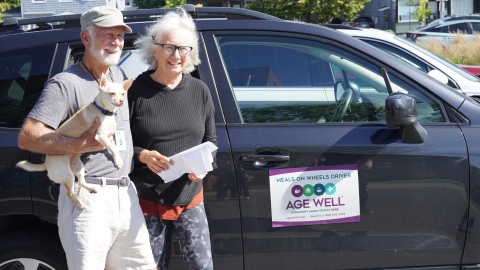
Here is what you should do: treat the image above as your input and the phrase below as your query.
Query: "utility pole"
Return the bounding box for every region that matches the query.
[438,0,445,18]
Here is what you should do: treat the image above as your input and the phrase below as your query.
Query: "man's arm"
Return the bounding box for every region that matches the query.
[18,117,105,155]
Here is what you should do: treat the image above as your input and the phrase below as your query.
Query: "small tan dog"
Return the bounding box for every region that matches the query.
[16,74,133,210]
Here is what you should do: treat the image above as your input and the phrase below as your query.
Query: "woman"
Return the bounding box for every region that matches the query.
[128,8,216,270]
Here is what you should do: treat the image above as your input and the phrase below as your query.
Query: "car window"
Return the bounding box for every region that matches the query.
[388,73,443,122]
[67,48,150,80]
[215,35,444,124]
[428,25,449,33]
[448,22,469,33]
[0,44,56,128]
[471,22,480,33]
[394,35,479,82]
[355,17,371,22]
[361,39,428,73]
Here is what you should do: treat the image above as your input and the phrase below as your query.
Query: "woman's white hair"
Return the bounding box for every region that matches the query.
[134,8,200,74]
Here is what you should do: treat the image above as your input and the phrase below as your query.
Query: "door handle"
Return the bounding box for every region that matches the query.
[240,154,290,162]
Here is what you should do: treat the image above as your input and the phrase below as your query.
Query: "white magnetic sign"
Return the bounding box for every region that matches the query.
[269,164,360,228]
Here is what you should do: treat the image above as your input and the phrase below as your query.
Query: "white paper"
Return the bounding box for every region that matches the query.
[157,141,218,183]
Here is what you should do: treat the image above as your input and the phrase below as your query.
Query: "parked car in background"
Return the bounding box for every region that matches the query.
[330,18,344,24]
[407,15,480,42]
[351,16,375,28]
[3,6,480,270]
[458,64,480,77]
[332,26,480,99]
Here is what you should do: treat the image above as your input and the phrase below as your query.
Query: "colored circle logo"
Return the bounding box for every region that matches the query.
[325,183,336,195]
[291,185,303,197]
[303,184,314,197]
[290,183,336,197]
[313,183,325,196]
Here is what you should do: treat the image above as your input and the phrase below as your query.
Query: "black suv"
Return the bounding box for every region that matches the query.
[2,5,480,270]
[350,16,374,28]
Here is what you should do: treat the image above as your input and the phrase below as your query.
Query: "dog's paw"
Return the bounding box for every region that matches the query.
[115,158,124,169]
[75,202,88,211]
[89,186,100,194]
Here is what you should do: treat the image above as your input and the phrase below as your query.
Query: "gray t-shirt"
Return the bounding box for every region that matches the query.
[28,62,133,178]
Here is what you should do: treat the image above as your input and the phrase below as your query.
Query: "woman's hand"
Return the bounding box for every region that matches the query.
[188,173,206,182]
[139,150,174,174]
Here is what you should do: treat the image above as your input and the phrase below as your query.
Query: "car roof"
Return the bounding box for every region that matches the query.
[0,17,356,52]
[0,4,280,36]
[0,5,282,51]
[413,17,480,33]
[336,27,395,39]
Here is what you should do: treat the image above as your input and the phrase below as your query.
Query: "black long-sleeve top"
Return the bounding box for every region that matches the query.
[128,71,217,206]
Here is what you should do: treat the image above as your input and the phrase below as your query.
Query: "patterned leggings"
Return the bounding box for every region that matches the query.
[144,202,213,270]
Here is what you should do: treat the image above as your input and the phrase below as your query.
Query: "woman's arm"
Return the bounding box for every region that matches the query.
[138,149,174,174]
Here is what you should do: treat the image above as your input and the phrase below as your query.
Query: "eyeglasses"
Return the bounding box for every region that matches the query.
[153,42,193,57]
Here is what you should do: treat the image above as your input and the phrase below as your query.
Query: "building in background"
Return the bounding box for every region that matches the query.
[20,0,134,18]
[360,0,477,33]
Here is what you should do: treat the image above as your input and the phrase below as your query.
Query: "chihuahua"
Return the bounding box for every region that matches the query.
[16,74,133,210]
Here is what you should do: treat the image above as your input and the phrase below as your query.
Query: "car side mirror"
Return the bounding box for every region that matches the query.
[385,93,427,143]
[427,69,449,85]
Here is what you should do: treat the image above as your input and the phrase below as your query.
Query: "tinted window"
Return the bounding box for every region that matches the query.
[428,26,448,33]
[388,73,443,122]
[362,39,429,73]
[215,35,444,124]
[449,23,469,33]
[471,22,480,32]
[0,44,56,128]
[68,47,148,80]
[219,41,325,87]
[355,17,372,22]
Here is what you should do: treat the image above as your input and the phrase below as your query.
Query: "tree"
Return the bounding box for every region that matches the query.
[133,0,198,9]
[163,0,185,8]
[406,0,432,27]
[0,0,20,23]
[245,0,370,23]
[133,0,165,9]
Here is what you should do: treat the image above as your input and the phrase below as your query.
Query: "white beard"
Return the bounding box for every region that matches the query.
[90,39,121,66]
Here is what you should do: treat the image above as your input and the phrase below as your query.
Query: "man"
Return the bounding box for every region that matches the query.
[17,6,157,270]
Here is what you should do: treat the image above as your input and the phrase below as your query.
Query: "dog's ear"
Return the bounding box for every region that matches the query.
[99,74,109,90]
[122,78,134,91]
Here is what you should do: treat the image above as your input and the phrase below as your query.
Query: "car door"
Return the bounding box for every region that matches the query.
[0,44,57,218]
[203,31,469,270]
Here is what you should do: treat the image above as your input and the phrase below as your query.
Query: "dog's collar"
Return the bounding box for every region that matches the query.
[93,100,116,116]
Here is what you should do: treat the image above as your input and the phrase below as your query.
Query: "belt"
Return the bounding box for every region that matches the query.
[77,176,130,187]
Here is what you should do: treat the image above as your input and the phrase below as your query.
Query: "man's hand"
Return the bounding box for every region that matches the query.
[76,117,105,153]
[188,173,206,182]
[139,150,174,174]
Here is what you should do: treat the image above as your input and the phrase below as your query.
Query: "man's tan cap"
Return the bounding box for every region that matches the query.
[80,6,132,33]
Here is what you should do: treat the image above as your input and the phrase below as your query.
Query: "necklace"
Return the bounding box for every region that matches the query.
[81,59,113,83]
